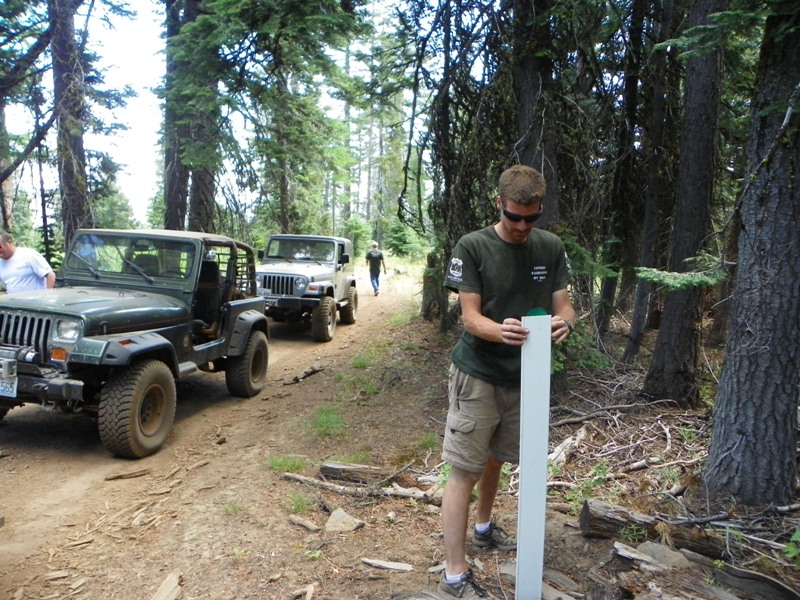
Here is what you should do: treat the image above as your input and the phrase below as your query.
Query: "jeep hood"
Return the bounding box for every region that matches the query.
[256,261,333,280]
[0,287,190,335]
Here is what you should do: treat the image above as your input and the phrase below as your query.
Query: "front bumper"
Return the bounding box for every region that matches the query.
[0,349,84,406]
[17,373,84,402]
[263,296,322,312]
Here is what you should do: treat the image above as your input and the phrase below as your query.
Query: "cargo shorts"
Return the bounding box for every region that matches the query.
[441,364,521,473]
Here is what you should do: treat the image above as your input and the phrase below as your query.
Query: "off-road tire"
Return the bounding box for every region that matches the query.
[311,296,337,342]
[0,407,7,421]
[339,286,358,325]
[98,360,177,458]
[225,330,269,397]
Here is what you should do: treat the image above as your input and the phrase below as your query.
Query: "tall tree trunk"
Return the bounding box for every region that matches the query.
[342,48,353,224]
[435,1,456,334]
[511,0,560,228]
[642,0,725,407]
[278,155,291,233]
[49,0,91,245]
[623,0,675,363]
[188,168,215,232]
[163,0,191,230]
[596,0,645,335]
[0,99,11,230]
[704,13,800,506]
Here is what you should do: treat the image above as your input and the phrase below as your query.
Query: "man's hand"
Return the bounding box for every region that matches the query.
[551,316,573,344]
[499,318,528,346]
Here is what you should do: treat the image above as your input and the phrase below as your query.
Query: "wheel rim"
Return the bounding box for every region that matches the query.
[328,303,336,335]
[139,385,167,437]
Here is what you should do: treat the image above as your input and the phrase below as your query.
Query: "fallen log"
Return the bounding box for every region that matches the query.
[320,461,392,483]
[579,499,726,559]
[282,472,442,505]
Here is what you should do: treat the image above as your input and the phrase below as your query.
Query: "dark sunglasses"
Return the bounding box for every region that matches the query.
[502,207,542,223]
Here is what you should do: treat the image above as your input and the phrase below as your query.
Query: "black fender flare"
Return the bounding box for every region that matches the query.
[100,331,180,376]
[227,310,269,356]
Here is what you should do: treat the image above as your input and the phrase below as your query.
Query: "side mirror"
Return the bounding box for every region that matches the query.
[340,253,350,265]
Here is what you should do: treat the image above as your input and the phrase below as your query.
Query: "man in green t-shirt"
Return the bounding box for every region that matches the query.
[365,242,386,296]
[431,165,576,599]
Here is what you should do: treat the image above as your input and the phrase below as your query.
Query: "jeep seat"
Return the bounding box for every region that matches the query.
[195,260,222,335]
[133,254,162,276]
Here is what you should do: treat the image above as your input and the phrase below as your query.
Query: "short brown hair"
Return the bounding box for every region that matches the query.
[498,165,546,205]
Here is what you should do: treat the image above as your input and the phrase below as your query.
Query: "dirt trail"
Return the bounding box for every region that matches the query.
[1,269,436,599]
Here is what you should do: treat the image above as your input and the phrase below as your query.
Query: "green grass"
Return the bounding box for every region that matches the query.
[388,306,418,326]
[333,372,380,399]
[224,501,242,516]
[417,433,439,451]
[350,346,383,369]
[310,406,346,437]
[290,491,314,514]
[330,449,372,464]
[265,455,308,473]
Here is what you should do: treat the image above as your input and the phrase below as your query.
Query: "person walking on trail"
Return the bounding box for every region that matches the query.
[429,165,576,599]
[365,242,387,296]
[0,231,56,294]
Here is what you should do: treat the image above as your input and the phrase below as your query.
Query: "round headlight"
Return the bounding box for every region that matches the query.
[294,277,308,293]
[56,318,82,341]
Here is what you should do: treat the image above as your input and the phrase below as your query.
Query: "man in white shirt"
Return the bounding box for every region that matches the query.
[0,231,56,293]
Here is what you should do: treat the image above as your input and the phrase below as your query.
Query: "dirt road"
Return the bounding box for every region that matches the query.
[1,269,443,599]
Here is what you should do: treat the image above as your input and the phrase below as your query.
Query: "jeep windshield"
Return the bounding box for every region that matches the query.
[65,232,197,280]
[264,239,335,263]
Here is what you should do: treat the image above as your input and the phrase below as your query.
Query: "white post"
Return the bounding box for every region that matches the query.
[515,314,552,599]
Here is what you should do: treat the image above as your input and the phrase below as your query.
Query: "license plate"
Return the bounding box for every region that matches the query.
[257,288,272,297]
[0,376,17,398]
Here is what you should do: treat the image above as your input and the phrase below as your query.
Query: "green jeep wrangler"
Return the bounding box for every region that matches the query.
[0,229,269,458]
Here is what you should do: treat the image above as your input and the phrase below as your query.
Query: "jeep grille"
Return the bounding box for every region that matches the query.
[261,274,295,296]
[0,311,53,356]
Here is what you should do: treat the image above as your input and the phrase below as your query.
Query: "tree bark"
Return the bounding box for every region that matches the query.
[49,0,91,245]
[163,0,191,230]
[511,0,560,229]
[579,499,726,559]
[623,0,675,363]
[187,168,215,232]
[704,12,800,506]
[643,0,725,407]
[596,0,645,335]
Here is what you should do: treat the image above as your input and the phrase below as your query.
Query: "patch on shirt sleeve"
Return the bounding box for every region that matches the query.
[447,257,464,282]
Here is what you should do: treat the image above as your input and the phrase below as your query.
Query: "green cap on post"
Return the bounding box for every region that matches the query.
[527,308,548,316]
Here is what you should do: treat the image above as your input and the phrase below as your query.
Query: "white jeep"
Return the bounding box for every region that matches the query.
[255,235,358,341]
